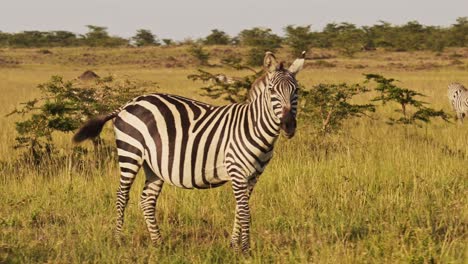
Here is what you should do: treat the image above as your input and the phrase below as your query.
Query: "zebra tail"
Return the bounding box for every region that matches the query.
[72,111,118,143]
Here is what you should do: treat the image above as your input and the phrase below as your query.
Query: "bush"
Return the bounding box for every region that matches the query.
[84,25,128,47]
[188,55,261,103]
[7,75,154,164]
[238,27,282,66]
[188,44,210,66]
[204,29,231,45]
[365,74,450,125]
[284,25,314,57]
[300,83,375,134]
[132,29,160,47]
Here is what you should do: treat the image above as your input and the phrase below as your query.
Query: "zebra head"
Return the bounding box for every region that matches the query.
[263,51,305,139]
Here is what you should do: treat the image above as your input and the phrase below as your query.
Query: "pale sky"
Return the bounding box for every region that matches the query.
[1,0,467,40]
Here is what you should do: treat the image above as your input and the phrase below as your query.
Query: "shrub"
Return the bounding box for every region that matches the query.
[204,29,231,45]
[365,74,450,125]
[132,29,160,47]
[300,83,375,134]
[238,27,282,66]
[188,44,210,66]
[7,75,154,164]
[188,55,261,103]
[284,25,314,57]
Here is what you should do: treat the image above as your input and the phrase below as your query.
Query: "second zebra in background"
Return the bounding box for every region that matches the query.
[447,82,468,124]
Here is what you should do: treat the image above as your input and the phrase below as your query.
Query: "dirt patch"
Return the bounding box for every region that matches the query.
[37,49,52,55]
[307,60,337,68]
[0,57,20,67]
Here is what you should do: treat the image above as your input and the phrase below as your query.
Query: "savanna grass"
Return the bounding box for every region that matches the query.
[0,46,467,263]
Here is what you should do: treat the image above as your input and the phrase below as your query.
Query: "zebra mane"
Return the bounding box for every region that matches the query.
[448,82,467,91]
[246,73,269,103]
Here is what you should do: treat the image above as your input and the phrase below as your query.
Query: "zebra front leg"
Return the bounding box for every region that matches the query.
[231,178,251,253]
[140,179,164,246]
[230,177,258,250]
[115,162,141,243]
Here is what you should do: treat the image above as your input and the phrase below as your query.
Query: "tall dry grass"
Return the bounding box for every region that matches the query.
[0,47,467,263]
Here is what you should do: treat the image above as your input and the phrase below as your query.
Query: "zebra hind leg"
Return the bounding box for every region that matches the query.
[140,162,164,246]
[115,157,142,243]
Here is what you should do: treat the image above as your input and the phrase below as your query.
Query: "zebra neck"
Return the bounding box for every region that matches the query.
[245,90,281,146]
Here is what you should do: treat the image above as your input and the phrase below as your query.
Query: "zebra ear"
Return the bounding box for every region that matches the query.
[288,51,306,75]
[263,51,278,73]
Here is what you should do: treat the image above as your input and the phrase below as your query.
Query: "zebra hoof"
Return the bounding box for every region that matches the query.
[230,240,240,251]
[114,234,125,246]
[150,238,162,247]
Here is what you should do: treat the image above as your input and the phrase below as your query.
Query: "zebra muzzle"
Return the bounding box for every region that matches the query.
[280,109,296,139]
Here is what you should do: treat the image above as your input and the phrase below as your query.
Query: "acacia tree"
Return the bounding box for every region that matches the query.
[365,74,449,125]
[161,38,174,46]
[330,23,366,56]
[132,29,159,46]
[238,27,282,66]
[300,83,375,133]
[188,55,261,103]
[84,25,127,47]
[449,17,468,47]
[204,29,231,45]
[284,25,314,56]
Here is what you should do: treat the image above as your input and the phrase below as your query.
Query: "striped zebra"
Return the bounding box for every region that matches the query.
[447,82,468,124]
[73,51,305,252]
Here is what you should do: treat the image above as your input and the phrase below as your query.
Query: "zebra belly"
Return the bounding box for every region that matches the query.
[149,158,230,189]
[140,126,231,189]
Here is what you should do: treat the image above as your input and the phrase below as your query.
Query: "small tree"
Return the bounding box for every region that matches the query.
[84,25,127,47]
[132,29,159,46]
[188,44,210,66]
[204,29,231,45]
[284,25,314,57]
[333,23,365,57]
[300,83,375,134]
[162,38,174,46]
[449,17,468,47]
[7,75,153,163]
[188,55,261,103]
[365,74,449,125]
[238,27,282,66]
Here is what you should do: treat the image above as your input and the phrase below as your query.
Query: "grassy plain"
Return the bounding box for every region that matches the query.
[0,46,467,263]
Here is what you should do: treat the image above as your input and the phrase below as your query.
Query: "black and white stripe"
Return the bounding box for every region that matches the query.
[73,51,305,252]
[447,82,468,124]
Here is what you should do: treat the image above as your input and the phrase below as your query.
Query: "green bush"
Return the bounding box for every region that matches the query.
[365,74,450,125]
[284,25,314,56]
[132,29,160,47]
[188,44,210,66]
[204,29,231,45]
[300,83,375,134]
[7,75,153,163]
[188,55,261,103]
[238,27,282,66]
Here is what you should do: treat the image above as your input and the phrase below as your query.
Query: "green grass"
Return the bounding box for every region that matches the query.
[0,46,467,263]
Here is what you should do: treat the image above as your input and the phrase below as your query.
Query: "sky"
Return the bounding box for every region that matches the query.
[1,0,467,40]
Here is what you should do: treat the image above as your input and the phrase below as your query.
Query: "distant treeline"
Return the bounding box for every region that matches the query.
[0,18,467,53]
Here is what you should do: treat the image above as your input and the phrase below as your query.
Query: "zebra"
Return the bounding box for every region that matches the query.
[447,82,468,124]
[73,51,305,252]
